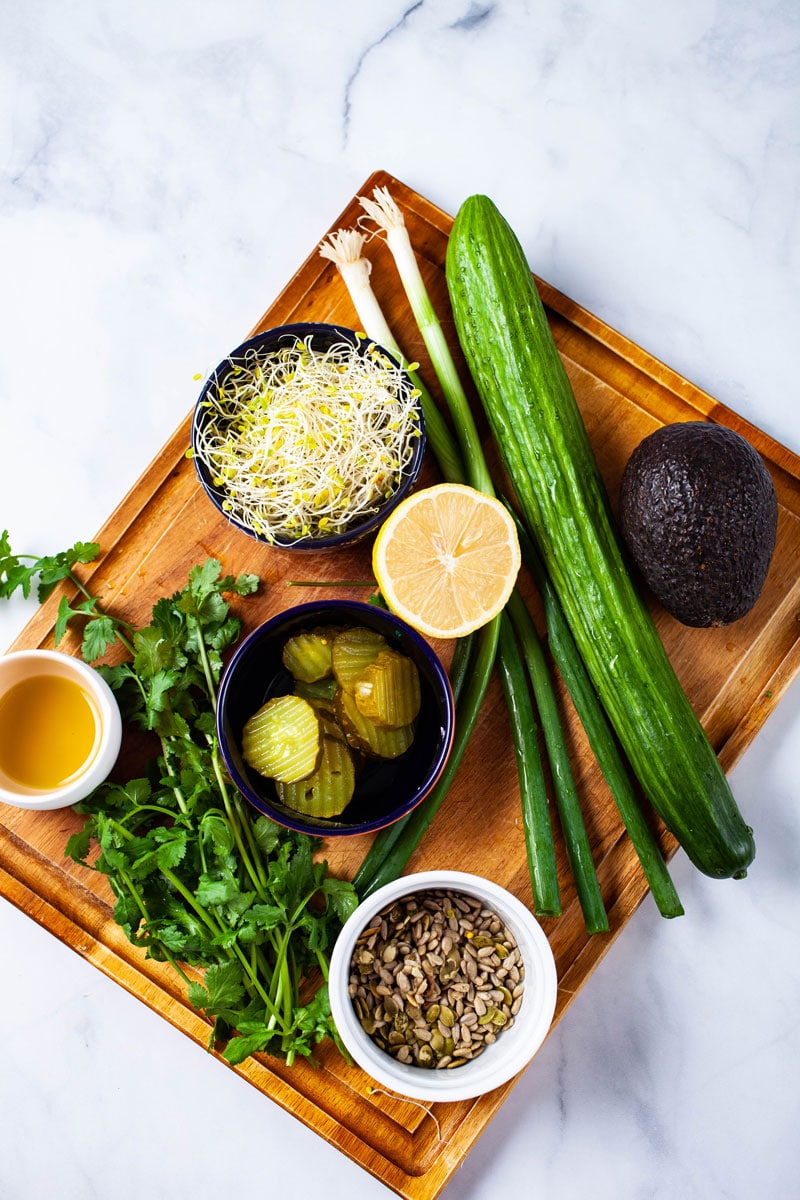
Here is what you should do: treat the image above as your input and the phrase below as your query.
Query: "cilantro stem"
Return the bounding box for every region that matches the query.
[230,941,286,1025]
[315,948,330,981]
[160,739,190,816]
[212,744,269,897]
[102,814,225,944]
[159,865,226,937]
[157,857,286,1023]
[115,802,188,826]
[111,864,193,985]
[189,608,270,897]
[285,579,375,587]
[192,613,219,708]
[102,804,286,1021]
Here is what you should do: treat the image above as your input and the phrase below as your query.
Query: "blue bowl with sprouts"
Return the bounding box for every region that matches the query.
[191,322,426,551]
[217,599,455,837]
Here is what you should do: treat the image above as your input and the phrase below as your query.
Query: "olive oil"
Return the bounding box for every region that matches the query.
[0,674,99,790]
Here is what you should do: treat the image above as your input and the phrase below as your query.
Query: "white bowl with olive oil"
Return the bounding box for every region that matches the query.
[0,649,122,810]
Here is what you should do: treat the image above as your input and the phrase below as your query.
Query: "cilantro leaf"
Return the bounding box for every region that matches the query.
[188,961,247,1023]
[54,594,98,646]
[37,541,100,599]
[81,615,120,662]
[322,876,361,925]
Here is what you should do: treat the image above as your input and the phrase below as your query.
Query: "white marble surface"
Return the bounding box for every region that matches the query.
[1,2,799,1196]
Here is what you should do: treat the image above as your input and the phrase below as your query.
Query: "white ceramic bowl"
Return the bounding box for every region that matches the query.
[328,870,558,1102]
[0,649,123,811]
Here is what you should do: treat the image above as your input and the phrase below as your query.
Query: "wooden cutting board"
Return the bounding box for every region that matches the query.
[3,171,800,1200]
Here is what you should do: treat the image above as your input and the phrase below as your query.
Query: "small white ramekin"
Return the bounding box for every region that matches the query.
[0,648,122,811]
[328,870,558,1103]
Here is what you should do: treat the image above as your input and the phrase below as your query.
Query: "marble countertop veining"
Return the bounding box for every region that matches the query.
[1,3,799,1197]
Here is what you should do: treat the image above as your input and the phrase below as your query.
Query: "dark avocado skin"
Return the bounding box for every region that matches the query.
[619,422,778,627]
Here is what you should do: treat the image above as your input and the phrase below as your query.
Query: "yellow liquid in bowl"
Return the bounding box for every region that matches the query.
[0,674,99,790]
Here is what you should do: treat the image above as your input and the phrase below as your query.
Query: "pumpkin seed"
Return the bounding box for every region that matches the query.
[430,1031,445,1054]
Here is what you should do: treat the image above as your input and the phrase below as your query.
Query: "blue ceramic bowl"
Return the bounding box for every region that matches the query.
[217,600,455,836]
[191,322,426,551]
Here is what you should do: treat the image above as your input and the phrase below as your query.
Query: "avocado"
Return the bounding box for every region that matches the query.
[618,421,778,627]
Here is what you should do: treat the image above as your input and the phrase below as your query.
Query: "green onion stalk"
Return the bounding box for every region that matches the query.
[353,624,497,898]
[496,612,562,917]
[506,591,608,933]
[357,188,488,493]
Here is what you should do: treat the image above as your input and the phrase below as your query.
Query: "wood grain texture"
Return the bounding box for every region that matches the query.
[3,170,800,1199]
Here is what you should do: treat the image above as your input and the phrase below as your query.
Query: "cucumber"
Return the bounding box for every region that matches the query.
[445,194,755,880]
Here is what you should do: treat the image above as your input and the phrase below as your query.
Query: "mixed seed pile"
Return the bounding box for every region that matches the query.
[348,889,525,1070]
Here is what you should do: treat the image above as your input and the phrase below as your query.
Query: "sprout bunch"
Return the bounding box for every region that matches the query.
[193,335,422,543]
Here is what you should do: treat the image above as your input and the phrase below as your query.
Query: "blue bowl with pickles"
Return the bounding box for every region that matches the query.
[217,600,455,837]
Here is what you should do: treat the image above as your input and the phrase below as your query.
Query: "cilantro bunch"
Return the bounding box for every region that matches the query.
[2,533,359,1066]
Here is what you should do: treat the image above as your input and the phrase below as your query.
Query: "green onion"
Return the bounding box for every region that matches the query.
[497,613,561,917]
[354,188,608,929]
[352,630,474,893]
[358,187,489,495]
[323,218,509,899]
[507,590,609,934]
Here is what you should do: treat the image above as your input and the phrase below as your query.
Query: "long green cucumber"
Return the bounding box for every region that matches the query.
[445,194,754,880]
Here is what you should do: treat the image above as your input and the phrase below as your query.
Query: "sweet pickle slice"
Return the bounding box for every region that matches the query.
[281,626,338,682]
[334,687,415,759]
[331,627,387,691]
[242,694,320,783]
[353,649,422,727]
[276,731,356,818]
